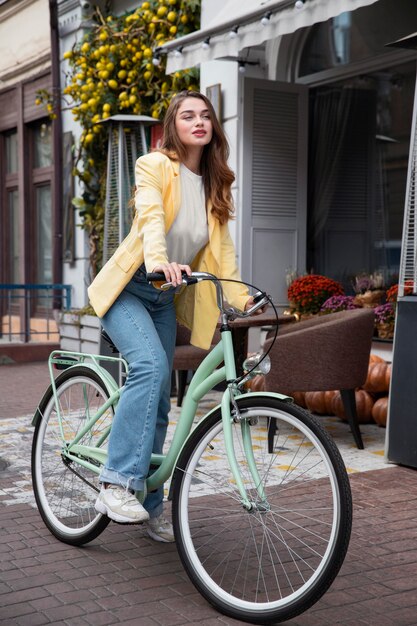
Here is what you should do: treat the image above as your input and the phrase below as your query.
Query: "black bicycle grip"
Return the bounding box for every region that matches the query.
[146,271,195,283]
[146,272,166,282]
[253,290,268,303]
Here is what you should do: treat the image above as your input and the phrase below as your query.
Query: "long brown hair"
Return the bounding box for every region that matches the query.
[159,90,235,224]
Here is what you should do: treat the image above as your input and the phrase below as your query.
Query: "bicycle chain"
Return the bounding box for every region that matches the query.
[62,455,100,493]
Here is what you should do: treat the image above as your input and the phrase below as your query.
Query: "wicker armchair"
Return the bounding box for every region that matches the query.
[263,308,375,449]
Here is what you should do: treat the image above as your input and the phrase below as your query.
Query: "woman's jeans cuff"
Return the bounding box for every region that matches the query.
[99,467,145,493]
[147,500,163,519]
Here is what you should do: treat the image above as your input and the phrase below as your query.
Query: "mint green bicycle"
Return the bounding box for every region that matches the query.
[31,271,352,625]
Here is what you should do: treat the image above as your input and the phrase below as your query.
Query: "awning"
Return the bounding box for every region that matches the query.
[159,0,380,73]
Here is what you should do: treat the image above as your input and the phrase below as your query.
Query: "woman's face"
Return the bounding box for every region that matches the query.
[175,97,213,149]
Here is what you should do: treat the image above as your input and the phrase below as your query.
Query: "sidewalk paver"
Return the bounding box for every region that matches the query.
[1,362,417,625]
[0,362,52,419]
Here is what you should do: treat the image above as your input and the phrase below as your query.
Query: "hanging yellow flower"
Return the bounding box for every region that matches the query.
[36,1,200,278]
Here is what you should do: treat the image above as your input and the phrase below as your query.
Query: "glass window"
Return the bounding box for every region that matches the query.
[37,185,52,284]
[34,121,52,168]
[299,0,417,77]
[6,131,18,174]
[9,189,20,283]
[307,61,416,287]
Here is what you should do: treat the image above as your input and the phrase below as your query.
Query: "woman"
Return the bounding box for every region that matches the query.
[88,90,256,542]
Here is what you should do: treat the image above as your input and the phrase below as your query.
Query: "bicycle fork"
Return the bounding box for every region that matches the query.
[221,387,269,512]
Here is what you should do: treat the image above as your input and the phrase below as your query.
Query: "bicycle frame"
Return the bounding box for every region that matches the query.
[44,328,290,510]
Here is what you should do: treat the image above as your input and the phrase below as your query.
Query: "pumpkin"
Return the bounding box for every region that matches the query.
[331,392,345,419]
[372,396,389,427]
[324,390,338,415]
[297,390,336,414]
[305,391,327,414]
[332,389,375,423]
[363,362,390,393]
[369,354,385,364]
[355,389,376,422]
[291,391,307,408]
[385,364,392,390]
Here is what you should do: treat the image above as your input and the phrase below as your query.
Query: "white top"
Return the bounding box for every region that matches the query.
[166,164,209,265]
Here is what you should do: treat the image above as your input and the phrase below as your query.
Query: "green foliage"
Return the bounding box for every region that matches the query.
[38,0,200,278]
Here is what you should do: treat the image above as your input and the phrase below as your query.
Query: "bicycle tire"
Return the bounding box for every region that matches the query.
[31,366,112,545]
[172,395,352,624]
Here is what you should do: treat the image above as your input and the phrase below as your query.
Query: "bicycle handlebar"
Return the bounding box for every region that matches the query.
[146,270,278,384]
[146,271,270,318]
[146,271,194,283]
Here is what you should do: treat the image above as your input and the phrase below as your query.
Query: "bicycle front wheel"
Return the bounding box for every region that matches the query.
[172,395,352,624]
[31,366,112,545]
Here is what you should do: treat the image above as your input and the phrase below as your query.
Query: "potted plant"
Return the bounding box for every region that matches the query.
[386,279,414,303]
[287,274,344,318]
[36,3,201,359]
[374,302,396,340]
[58,305,101,354]
[353,272,385,308]
[320,295,359,314]
[37,3,201,280]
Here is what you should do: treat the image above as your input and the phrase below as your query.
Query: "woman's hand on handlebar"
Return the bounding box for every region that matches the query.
[244,296,267,315]
[152,262,192,287]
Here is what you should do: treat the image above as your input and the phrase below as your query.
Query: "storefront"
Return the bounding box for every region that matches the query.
[0,0,61,354]
[0,82,55,289]
[161,0,417,307]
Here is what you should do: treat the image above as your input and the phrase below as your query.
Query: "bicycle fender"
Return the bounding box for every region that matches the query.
[74,362,120,396]
[172,391,293,469]
[32,363,119,427]
[32,387,53,427]
[200,391,294,424]
[238,391,293,402]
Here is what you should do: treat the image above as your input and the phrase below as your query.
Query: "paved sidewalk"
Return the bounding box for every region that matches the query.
[1,362,417,625]
[0,362,53,420]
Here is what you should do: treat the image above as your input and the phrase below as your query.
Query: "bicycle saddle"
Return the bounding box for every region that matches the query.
[101,329,119,354]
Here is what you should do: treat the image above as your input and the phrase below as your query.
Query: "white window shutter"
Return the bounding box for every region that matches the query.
[241,78,308,307]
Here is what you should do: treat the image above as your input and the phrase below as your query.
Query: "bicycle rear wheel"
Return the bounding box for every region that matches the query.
[32,366,112,545]
[172,395,352,624]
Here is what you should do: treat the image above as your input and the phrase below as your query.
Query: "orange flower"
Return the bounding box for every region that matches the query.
[288,274,344,315]
[386,280,413,303]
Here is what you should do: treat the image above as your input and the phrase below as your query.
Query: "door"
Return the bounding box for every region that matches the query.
[241,78,308,307]
[308,87,376,286]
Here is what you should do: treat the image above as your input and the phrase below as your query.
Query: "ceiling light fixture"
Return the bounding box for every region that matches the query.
[261,12,272,26]
[228,25,239,39]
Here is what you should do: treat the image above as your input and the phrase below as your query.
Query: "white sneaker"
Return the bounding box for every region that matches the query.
[145,514,175,543]
[95,485,150,524]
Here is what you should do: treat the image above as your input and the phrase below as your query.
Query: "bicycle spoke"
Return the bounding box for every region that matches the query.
[32,368,112,544]
[174,398,351,622]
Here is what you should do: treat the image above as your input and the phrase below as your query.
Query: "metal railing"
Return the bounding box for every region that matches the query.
[0,284,72,343]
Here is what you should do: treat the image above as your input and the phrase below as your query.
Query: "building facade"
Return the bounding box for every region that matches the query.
[0,0,54,287]
[0,0,60,356]
[188,0,417,307]
[1,0,416,358]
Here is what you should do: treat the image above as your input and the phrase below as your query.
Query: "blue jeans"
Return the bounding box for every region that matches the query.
[99,268,177,519]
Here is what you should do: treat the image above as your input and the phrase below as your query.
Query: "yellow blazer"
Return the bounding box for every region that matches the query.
[88,151,249,349]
